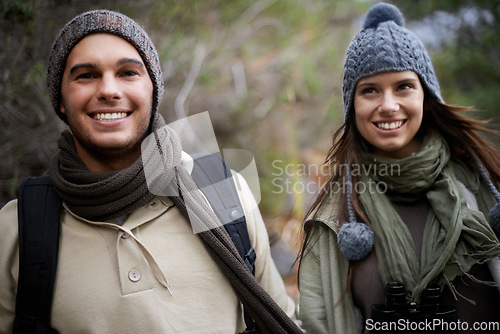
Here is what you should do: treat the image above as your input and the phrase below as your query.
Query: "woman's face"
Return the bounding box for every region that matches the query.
[354,71,425,159]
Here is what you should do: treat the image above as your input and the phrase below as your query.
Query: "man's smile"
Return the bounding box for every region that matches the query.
[91,112,130,121]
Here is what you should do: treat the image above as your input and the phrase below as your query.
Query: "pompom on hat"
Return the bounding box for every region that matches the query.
[47,10,164,123]
[342,2,443,122]
[338,164,374,261]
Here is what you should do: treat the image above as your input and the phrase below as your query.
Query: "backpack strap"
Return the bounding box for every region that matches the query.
[189,153,258,333]
[190,152,256,274]
[14,175,60,334]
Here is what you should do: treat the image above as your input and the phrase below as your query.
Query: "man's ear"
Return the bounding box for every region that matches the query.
[60,101,66,114]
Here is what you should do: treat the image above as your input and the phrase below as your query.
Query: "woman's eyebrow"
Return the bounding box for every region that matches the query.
[395,78,418,84]
[357,77,418,87]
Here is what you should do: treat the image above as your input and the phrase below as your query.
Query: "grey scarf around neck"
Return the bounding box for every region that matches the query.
[49,113,177,221]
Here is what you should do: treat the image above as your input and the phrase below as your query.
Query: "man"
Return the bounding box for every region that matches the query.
[0,10,299,333]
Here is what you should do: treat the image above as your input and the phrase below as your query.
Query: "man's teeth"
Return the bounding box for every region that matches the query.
[93,113,128,121]
[376,120,403,130]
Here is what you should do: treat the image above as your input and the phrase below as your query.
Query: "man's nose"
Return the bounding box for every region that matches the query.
[97,74,122,101]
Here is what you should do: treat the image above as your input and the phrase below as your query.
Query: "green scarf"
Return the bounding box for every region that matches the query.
[359,135,500,302]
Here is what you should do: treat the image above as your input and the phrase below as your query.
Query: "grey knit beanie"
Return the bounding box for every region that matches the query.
[47,10,164,123]
[342,2,442,121]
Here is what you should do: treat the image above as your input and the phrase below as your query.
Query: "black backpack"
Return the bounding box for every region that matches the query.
[13,153,257,334]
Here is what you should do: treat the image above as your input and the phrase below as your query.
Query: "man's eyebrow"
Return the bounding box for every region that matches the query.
[69,63,97,74]
[68,58,145,75]
[116,58,145,68]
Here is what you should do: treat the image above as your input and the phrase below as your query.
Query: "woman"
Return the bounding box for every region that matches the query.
[298,3,500,333]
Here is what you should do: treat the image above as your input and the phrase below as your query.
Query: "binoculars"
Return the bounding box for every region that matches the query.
[369,282,458,333]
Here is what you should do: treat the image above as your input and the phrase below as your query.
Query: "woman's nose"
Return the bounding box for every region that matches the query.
[378,92,400,113]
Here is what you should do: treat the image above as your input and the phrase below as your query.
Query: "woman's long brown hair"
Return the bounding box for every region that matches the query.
[297,92,500,290]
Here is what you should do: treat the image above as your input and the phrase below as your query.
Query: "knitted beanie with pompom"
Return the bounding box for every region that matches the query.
[342,2,442,121]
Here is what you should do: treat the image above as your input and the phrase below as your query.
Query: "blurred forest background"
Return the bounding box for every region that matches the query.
[2,0,500,294]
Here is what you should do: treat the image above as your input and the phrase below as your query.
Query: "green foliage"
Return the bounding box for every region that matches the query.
[258,175,286,216]
[300,55,321,97]
[219,0,253,23]
[22,61,45,89]
[1,0,37,23]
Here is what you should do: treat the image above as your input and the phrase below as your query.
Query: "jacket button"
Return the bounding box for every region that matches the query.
[128,269,141,282]
[230,209,241,220]
[121,232,130,239]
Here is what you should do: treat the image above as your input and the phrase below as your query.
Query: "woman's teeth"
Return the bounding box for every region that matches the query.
[376,120,403,130]
[93,113,128,121]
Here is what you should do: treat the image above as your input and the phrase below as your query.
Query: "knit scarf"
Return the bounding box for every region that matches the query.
[49,114,301,333]
[359,135,500,302]
[49,113,174,220]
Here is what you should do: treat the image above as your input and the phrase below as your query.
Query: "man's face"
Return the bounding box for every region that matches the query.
[60,33,154,171]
